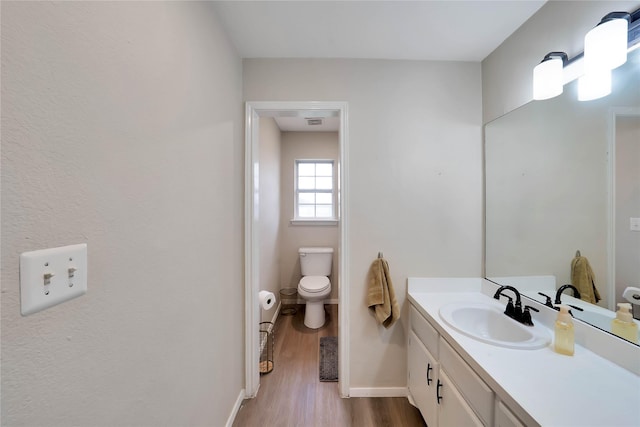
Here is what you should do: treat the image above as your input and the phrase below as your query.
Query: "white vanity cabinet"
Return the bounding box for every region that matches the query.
[407,278,640,427]
[408,304,523,427]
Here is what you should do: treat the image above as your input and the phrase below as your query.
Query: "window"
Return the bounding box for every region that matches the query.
[295,160,334,219]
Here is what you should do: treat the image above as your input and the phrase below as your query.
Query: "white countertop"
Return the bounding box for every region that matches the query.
[408,278,640,427]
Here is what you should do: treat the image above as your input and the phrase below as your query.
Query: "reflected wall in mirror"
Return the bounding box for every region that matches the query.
[485,47,640,345]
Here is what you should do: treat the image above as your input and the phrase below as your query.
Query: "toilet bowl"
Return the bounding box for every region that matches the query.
[298,276,331,328]
[297,247,333,329]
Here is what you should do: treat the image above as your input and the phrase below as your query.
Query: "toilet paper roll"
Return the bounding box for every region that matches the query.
[259,290,276,310]
[623,287,640,305]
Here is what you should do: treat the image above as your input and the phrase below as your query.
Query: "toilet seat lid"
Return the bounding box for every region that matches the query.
[300,276,330,293]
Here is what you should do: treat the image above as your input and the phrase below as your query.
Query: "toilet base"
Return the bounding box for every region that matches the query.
[304,300,326,329]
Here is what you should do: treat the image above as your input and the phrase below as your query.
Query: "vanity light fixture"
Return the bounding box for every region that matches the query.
[584,12,630,75]
[533,7,639,102]
[532,52,567,100]
[579,12,629,101]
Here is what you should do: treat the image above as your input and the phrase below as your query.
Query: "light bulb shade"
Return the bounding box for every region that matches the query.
[578,70,612,101]
[584,17,628,73]
[533,57,564,100]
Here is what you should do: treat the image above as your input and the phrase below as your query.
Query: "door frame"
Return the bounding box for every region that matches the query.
[244,101,350,398]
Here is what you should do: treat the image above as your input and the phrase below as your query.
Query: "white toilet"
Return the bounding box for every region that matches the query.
[298,247,333,329]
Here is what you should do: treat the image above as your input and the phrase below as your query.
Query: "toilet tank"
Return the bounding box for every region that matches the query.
[299,247,334,276]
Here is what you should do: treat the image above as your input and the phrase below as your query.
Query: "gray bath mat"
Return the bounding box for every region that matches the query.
[319,336,338,382]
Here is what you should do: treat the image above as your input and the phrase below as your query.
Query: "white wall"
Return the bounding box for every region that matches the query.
[482,0,640,124]
[1,2,244,425]
[259,117,282,322]
[279,132,340,301]
[244,59,483,389]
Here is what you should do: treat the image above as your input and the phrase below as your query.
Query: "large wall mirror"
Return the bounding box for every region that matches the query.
[485,47,640,345]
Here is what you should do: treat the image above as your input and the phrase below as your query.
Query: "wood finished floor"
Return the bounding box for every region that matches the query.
[232,304,426,427]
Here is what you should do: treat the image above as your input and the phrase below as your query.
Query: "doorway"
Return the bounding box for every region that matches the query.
[244,101,349,398]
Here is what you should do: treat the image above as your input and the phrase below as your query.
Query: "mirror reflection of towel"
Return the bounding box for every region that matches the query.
[367,258,400,328]
[571,254,602,304]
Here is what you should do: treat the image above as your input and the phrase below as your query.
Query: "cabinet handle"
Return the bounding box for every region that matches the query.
[436,379,443,404]
[426,363,433,385]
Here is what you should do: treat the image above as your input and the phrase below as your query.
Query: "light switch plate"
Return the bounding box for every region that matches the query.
[20,243,87,316]
[631,217,640,232]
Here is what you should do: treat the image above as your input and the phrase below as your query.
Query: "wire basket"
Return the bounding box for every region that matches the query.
[259,321,274,374]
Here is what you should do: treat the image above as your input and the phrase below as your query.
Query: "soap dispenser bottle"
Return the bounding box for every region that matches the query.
[611,303,638,343]
[554,305,574,356]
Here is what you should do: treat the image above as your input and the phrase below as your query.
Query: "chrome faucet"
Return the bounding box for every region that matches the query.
[555,284,581,304]
[493,285,538,326]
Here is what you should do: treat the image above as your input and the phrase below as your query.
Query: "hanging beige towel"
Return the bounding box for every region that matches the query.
[367,258,400,328]
[571,253,602,304]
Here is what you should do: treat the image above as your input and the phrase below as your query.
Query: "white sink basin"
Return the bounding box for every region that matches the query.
[439,301,551,350]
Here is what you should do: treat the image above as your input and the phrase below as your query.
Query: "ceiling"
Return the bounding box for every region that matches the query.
[214,0,547,132]
[212,1,547,62]
[273,116,340,132]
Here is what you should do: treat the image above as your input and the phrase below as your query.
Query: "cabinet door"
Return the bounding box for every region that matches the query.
[408,330,438,427]
[438,370,483,427]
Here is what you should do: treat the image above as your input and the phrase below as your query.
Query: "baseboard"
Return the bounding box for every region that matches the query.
[225,389,245,427]
[349,387,408,398]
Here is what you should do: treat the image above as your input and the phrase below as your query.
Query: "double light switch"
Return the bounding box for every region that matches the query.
[20,243,87,316]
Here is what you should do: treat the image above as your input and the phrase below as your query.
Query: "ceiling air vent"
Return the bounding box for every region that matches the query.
[306,118,323,126]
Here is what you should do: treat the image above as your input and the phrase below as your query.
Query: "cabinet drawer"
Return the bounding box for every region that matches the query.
[410,305,439,356]
[440,338,493,426]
